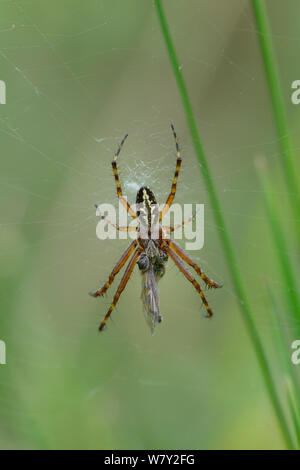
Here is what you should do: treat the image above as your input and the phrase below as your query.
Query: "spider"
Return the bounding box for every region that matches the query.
[89,125,222,333]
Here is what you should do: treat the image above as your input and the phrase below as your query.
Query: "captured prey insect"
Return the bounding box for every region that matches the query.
[89,125,222,334]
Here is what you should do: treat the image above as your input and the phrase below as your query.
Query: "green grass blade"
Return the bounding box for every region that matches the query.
[154,0,294,449]
[252,0,300,241]
[285,377,300,449]
[255,156,300,327]
[266,284,300,448]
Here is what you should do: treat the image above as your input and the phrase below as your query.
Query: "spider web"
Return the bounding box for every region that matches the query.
[0,0,299,450]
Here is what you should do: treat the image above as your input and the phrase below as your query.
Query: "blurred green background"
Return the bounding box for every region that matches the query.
[0,0,299,450]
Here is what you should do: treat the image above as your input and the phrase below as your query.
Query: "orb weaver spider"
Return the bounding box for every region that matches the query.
[89,125,222,334]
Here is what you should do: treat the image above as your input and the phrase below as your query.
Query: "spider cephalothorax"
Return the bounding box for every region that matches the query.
[90,125,222,334]
[136,186,157,206]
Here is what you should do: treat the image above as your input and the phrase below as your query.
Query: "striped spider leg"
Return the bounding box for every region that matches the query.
[162,206,201,235]
[164,244,214,318]
[112,134,137,219]
[94,204,137,233]
[166,239,222,290]
[159,124,182,221]
[89,240,138,298]
[91,133,140,330]
[159,126,221,315]
[98,247,143,331]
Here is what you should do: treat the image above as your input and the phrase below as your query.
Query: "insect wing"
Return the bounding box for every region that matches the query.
[141,264,161,334]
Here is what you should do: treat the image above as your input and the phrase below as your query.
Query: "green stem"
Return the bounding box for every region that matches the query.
[257,158,300,445]
[154,0,294,449]
[252,0,300,242]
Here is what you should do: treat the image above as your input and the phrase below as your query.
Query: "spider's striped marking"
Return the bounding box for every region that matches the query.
[136,186,157,229]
